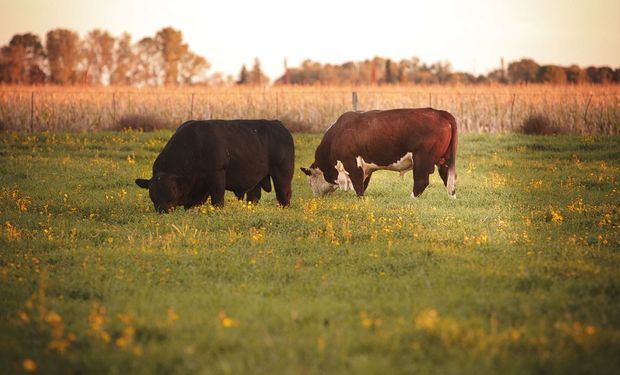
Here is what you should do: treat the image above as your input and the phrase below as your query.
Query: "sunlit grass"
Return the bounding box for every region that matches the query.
[0,131,619,374]
[1,85,619,134]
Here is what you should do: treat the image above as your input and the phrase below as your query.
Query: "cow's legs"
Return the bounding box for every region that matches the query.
[245,184,262,204]
[271,169,292,207]
[363,172,373,193]
[342,159,365,197]
[438,165,448,188]
[184,193,209,210]
[412,154,435,198]
[233,190,245,200]
[209,171,227,207]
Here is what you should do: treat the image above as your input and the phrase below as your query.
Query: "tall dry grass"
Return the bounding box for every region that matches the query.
[0,85,618,134]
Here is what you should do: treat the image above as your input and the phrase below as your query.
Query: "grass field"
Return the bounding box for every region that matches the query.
[1,130,619,374]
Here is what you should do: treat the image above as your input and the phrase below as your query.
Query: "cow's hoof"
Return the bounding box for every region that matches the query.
[410,192,416,199]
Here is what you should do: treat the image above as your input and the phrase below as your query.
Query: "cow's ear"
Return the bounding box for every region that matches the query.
[300,167,312,176]
[135,178,150,189]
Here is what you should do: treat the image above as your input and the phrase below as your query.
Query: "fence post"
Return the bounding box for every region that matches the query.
[30,91,34,132]
[190,93,195,119]
[583,94,593,128]
[352,91,358,111]
[112,92,116,126]
[428,92,432,107]
[510,94,516,130]
[275,92,279,118]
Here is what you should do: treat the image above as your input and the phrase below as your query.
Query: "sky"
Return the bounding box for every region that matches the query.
[2,0,619,80]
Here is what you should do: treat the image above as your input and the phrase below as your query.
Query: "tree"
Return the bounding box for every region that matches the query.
[82,29,115,85]
[46,28,81,84]
[250,58,268,85]
[237,64,249,85]
[155,27,187,86]
[110,33,135,86]
[337,61,357,84]
[178,52,210,85]
[447,72,476,85]
[357,57,385,85]
[300,60,321,84]
[431,61,452,84]
[487,69,508,83]
[384,59,396,84]
[133,37,161,86]
[586,66,614,84]
[397,59,416,84]
[537,65,567,84]
[507,59,539,83]
[565,65,587,84]
[207,72,233,86]
[318,64,339,85]
[0,33,46,84]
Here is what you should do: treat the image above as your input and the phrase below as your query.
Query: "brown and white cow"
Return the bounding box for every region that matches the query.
[301,108,458,199]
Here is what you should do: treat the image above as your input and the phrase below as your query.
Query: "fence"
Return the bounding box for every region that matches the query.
[0,86,618,134]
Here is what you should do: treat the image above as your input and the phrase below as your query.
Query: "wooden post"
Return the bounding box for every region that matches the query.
[51,92,55,130]
[510,94,516,130]
[189,93,195,119]
[428,92,432,107]
[30,91,34,132]
[352,91,358,111]
[112,92,116,126]
[583,94,593,128]
[275,92,279,118]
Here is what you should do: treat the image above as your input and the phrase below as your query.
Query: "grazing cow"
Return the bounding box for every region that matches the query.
[135,119,294,213]
[301,108,458,199]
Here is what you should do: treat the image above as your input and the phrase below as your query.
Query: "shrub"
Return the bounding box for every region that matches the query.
[520,114,561,135]
[112,114,173,132]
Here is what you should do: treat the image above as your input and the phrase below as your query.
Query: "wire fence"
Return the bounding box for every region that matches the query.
[1,86,619,134]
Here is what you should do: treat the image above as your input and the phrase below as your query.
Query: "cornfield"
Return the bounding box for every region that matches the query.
[0,85,618,134]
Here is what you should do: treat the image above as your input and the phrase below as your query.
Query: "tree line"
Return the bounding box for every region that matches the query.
[1,27,619,86]
[0,27,210,86]
[274,57,620,85]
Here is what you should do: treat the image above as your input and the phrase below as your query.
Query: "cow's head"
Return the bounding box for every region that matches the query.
[135,172,185,213]
[300,165,338,196]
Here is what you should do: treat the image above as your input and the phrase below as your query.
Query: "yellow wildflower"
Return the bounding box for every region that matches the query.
[415,309,439,332]
[218,311,238,328]
[167,308,179,322]
[23,359,37,372]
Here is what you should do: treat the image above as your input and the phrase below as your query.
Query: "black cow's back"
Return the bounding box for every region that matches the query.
[153,119,293,183]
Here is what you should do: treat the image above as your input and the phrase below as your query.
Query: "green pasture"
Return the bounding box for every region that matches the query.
[0,130,619,374]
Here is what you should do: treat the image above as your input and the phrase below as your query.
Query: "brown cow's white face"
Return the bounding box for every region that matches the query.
[300,167,337,196]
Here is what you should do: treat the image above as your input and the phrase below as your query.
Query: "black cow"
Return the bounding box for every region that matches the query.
[135,119,294,213]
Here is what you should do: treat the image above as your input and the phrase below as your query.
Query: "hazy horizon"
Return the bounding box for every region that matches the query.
[2,0,619,80]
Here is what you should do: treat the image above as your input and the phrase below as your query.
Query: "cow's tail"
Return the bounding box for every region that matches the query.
[446,115,458,199]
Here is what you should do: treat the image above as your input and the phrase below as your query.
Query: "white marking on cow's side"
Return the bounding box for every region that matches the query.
[335,160,354,191]
[355,152,414,180]
[305,167,337,196]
